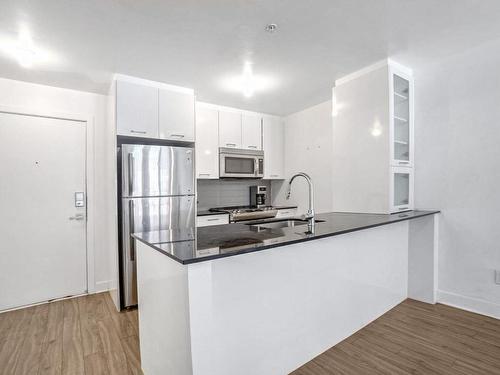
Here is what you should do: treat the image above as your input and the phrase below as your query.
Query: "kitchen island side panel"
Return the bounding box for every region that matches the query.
[186,221,409,375]
[136,241,193,375]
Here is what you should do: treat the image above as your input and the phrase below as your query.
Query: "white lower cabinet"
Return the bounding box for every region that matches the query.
[196,214,229,227]
[390,167,414,213]
[275,208,297,219]
[195,106,219,179]
[263,116,284,179]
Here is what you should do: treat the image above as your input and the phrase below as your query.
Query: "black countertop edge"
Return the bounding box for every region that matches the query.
[133,210,440,265]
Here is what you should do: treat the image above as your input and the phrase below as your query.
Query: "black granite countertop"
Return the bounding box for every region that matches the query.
[133,210,439,265]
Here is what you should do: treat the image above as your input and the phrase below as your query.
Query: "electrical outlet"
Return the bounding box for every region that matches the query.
[495,270,500,285]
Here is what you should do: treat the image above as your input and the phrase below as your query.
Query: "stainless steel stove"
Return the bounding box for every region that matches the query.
[209,205,278,222]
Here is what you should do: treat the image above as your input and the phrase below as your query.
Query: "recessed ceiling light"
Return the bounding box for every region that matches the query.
[265,24,278,33]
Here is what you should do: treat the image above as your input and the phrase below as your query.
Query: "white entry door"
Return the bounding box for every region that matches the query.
[0,112,87,311]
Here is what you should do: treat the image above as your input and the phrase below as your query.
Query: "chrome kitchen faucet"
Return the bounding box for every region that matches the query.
[286,172,315,233]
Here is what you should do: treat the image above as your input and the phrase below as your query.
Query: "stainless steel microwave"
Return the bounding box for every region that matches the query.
[219,147,264,178]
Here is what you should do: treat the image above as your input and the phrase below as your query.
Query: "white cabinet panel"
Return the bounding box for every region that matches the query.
[196,214,229,227]
[159,89,195,142]
[116,80,159,138]
[242,114,262,150]
[332,60,414,214]
[195,106,219,179]
[263,116,284,179]
[275,208,297,219]
[390,166,414,213]
[218,110,242,148]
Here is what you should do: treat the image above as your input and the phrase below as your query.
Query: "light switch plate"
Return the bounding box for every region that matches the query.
[495,270,500,285]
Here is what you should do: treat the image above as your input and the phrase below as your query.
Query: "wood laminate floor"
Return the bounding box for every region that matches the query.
[1,296,500,374]
[292,299,500,375]
[0,292,141,375]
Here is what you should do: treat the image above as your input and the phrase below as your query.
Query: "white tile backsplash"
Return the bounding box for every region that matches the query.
[197,180,271,210]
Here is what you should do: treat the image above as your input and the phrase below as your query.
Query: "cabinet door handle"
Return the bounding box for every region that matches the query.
[171,134,185,138]
[247,145,258,149]
[198,173,211,177]
[226,143,236,147]
[398,207,409,211]
[398,161,410,165]
[69,214,85,221]
[130,130,147,134]
[207,218,220,221]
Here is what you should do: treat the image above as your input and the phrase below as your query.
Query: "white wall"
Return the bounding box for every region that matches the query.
[273,100,334,214]
[414,39,500,317]
[0,77,116,293]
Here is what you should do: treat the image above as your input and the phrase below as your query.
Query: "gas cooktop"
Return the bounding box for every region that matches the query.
[209,205,278,222]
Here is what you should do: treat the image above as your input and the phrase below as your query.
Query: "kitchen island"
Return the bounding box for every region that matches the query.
[133,210,439,375]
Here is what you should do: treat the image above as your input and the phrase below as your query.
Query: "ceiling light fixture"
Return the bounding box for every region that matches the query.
[220,62,277,98]
[0,24,53,68]
[241,62,255,98]
[265,23,278,33]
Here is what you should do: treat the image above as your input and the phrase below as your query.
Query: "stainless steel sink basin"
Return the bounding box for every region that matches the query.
[247,218,324,230]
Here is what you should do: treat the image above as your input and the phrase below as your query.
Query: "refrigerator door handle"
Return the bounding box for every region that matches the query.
[128,153,134,196]
[129,200,135,261]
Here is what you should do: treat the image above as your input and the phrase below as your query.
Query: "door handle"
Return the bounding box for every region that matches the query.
[69,214,85,221]
[130,130,147,134]
[226,143,236,147]
[129,200,135,261]
[128,153,134,196]
[170,133,185,138]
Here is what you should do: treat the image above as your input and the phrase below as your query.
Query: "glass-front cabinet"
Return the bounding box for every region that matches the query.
[390,167,414,212]
[390,70,413,167]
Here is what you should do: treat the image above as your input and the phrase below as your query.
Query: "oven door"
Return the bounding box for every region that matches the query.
[220,150,263,178]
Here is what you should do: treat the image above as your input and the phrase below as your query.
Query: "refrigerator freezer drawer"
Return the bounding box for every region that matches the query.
[121,144,194,197]
[121,195,195,307]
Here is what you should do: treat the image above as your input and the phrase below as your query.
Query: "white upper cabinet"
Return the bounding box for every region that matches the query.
[218,110,242,148]
[332,60,414,214]
[390,67,414,167]
[159,88,195,142]
[241,114,262,150]
[116,80,159,138]
[195,106,219,179]
[263,116,284,179]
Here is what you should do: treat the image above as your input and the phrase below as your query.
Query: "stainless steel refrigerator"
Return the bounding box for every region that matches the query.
[118,143,195,309]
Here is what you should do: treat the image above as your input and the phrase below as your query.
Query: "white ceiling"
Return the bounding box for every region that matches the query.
[1,0,500,115]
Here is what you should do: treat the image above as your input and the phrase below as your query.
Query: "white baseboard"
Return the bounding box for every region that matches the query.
[94,280,113,293]
[437,290,500,319]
